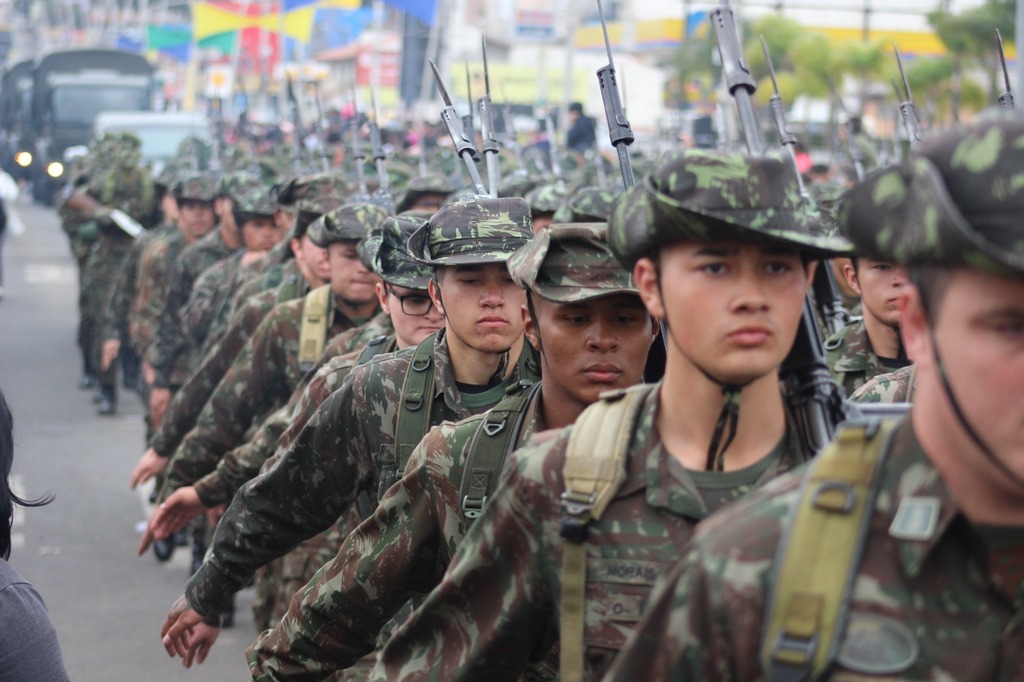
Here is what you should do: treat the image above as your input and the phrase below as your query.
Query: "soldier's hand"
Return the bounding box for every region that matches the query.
[161,595,204,660]
[101,339,120,371]
[149,387,171,427]
[241,250,268,267]
[182,622,220,668]
[138,487,204,555]
[130,447,168,489]
[142,360,156,386]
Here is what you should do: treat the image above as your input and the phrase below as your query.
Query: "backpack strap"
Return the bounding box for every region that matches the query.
[297,284,332,374]
[558,385,649,682]
[382,334,437,500]
[356,334,394,366]
[761,418,899,682]
[458,381,541,521]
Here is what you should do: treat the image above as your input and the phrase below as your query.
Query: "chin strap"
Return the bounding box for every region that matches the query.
[706,384,743,472]
[932,341,1024,490]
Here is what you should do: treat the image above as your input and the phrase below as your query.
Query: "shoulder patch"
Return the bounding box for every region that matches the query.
[837,613,919,675]
[888,496,941,541]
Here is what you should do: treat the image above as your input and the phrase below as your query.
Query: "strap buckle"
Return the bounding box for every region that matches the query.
[461,494,487,519]
[770,630,818,681]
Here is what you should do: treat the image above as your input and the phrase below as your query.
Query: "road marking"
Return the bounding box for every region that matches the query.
[24,263,76,285]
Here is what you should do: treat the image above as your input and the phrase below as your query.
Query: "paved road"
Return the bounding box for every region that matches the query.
[0,197,255,681]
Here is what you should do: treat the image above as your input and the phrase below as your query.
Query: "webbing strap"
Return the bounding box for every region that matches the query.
[355,334,394,366]
[558,386,648,682]
[394,334,437,473]
[762,419,898,682]
[297,284,332,374]
[459,382,540,521]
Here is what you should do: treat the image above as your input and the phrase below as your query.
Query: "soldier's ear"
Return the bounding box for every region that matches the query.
[634,257,665,321]
[428,278,446,316]
[522,303,540,353]
[900,285,928,366]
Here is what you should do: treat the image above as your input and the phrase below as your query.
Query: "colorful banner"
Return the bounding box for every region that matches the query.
[383,0,437,26]
[515,0,556,41]
[193,1,316,43]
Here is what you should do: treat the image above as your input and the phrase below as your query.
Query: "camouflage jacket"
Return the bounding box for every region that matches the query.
[149,228,239,388]
[372,384,807,682]
[851,364,917,404]
[130,228,185,364]
[247,385,546,680]
[159,294,378,497]
[183,331,537,617]
[148,260,306,457]
[603,419,1024,681]
[192,327,396,508]
[100,225,175,349]
[823,319,886,398]
[180,251,251,353]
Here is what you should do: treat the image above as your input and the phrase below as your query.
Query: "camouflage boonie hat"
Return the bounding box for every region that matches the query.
[373,210,434,288]
[395,173,454,213]
[276,172,351,211]
[839,118,1024,276]
[607,149,851,267]
[508,223,636,302]
[497,175,540,199]
[407,195,533,266]
[173,171,220,202]
[552,186,622,223]
[525,183,570,215]
[232,186,276,217]
[219,171,267,201]
[308,202,389,248]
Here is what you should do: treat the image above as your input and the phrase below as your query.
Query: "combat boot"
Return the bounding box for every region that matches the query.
[96,387,117,416]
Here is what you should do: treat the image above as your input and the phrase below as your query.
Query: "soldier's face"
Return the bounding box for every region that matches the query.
[293,234,331,285]
[532,214,554,234]
[327,240,380,305]
[844,258,907,328]
[635,241,811,386]
[904,268,1024,481]
[241,216,281,252]
[379,282,444,349]
[525,294,654,408]
[178,199,217,240]
[430,263,526,354]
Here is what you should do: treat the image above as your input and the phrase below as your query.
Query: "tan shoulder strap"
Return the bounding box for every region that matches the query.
[297,284,332,374]
[559,385,649,682]
[762,419,899,682]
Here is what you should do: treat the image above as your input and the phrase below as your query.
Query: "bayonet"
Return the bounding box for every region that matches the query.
[462,63,476,151]
[545,113,565,187]
[760,36,805,196]
[286,74,305,174]
[893,45,923,149]
[596,0,636,188]
[312,81,331,172]
[478,36,502,195]
[349,84,371,200]
[833,89,865,180]
[498,83,528,176]
[997,29,1015,109]
[368,84,395,213]
[430,60,488,194]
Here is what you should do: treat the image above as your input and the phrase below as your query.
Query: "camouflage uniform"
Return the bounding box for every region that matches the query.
[371,151,849,682]
[179,196,535,628]
[603,117,1024,682]
[823,319,887,397]
[850,363,917,404]
[551,186,621,224]
[159,203,390,498]
[247,224,639,681]
[149,172,237,390]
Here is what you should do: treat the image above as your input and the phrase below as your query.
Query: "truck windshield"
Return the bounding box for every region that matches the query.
[52,86,149,126]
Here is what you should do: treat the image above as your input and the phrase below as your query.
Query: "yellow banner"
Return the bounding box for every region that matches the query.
[463,63,589,106]
[193,3,316,43]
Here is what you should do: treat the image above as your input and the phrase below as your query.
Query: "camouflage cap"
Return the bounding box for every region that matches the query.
[497,175,540,199]
[839,117,1024,276]
[374,210,435,288]
[219,171,268,200]
[525,183,570,215]
[308,202,390,248]
[552,186,622,223]
[173,171,220,202]
[395,173,455,213]
[607,149,851,267]
[276,171,351,212]
[407,195,533,266]
[508,223,636,303]
[232,185,277,217]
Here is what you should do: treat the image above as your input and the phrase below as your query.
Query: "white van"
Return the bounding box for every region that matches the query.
[93,111,210,173]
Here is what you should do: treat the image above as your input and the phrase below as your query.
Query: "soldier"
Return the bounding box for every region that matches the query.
[850,363,917,404]
[146,171,230,425]
[604,117,1024,681]
[824,255,911,396]
[525,183,570,233]
[156,195,538,660]
[247,223,656,680]
[369,149,849,682]
[394,173,452,214]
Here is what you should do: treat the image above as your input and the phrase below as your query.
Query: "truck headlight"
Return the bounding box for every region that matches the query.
[15,151,32,167]
[46,161,64,178]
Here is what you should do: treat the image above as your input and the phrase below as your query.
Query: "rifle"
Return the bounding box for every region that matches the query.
[498,83,529,177]
[893,46,923,150]
[429,60,488,195]
[368,85,396,213]
[833,90,865,181]
[209,97,223,172]
[596,0,635,188]
[997,29,1015,110]
[312,81,331,172]
[285,74,305,174]
[348,85,372,201]
[545,113,565,188]
[462,63,476,155]
[712,0,846,456]
[478,37,502,196]
[761,37,851,339]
